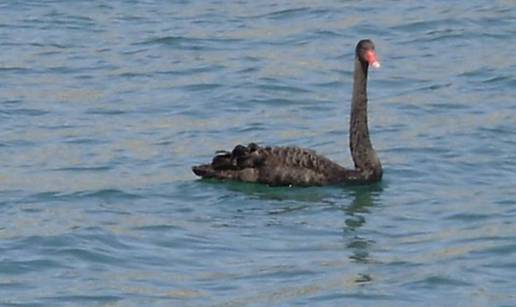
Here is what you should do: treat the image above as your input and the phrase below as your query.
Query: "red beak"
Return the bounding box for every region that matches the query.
[365,50,381,68]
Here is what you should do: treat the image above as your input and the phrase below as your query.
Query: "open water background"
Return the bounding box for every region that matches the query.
[1,1,516,306]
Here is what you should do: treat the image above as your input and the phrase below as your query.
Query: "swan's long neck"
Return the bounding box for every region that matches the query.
[349,58,382,180]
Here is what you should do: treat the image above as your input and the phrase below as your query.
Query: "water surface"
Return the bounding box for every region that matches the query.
[1,1,516,306]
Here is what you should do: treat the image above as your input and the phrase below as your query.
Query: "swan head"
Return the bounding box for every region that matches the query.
[356,39,380,69]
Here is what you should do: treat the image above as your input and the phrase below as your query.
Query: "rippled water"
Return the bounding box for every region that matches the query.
[1,1,516,306]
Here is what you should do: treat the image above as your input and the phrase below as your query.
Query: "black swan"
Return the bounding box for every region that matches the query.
[192,39,382,186]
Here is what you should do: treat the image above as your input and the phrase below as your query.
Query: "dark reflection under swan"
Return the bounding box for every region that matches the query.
[200,179,382,273]
[342,186,380,267]
[196,179,386,304]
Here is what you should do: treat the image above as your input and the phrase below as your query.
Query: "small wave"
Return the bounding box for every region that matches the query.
[265,7,311,19]
[256,83,311,94]
[25,42,69,49]
[237,123,266,133]
[258,7,333,21]
[472,243,516,256]
[482,75,511,84]
[0,108,49,117]
[444,212,492,222]
[75,189,144,200]
[136,36,205,50]
[1,99,22,104]
[136,35,243,50]
[248,97,310,106]
[25,189,143,203]
[62,137,109,145]
[458,67,493,78]
[312,80,341,88]
[51,247,124,266]
[85,108,126,115]
[417,82,452,91]
[311,29,342,38]
[51,166,113,172]
[117,71,152,78]
[405,275,473,288]
[42,295,122,305]
[391,18,463,32]
[411,31,466,43]
[132,224,184,232]
[180,83,223,91]
[0,259,67,275]
[156,64,226,76]
[0,66,33,73]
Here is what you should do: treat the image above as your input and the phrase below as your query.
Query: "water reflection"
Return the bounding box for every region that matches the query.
[342,185,382,266]
[339,185,383,286]
[198,178,336,203]
[195,179,385,296]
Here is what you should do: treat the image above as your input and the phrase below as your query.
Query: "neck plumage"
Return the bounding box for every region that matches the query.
[349,57,382,180]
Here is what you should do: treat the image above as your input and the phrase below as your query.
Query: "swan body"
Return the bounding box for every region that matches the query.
[192,39,383,186]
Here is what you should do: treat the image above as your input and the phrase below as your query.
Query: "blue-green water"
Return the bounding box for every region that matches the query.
[1,1,516,306]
